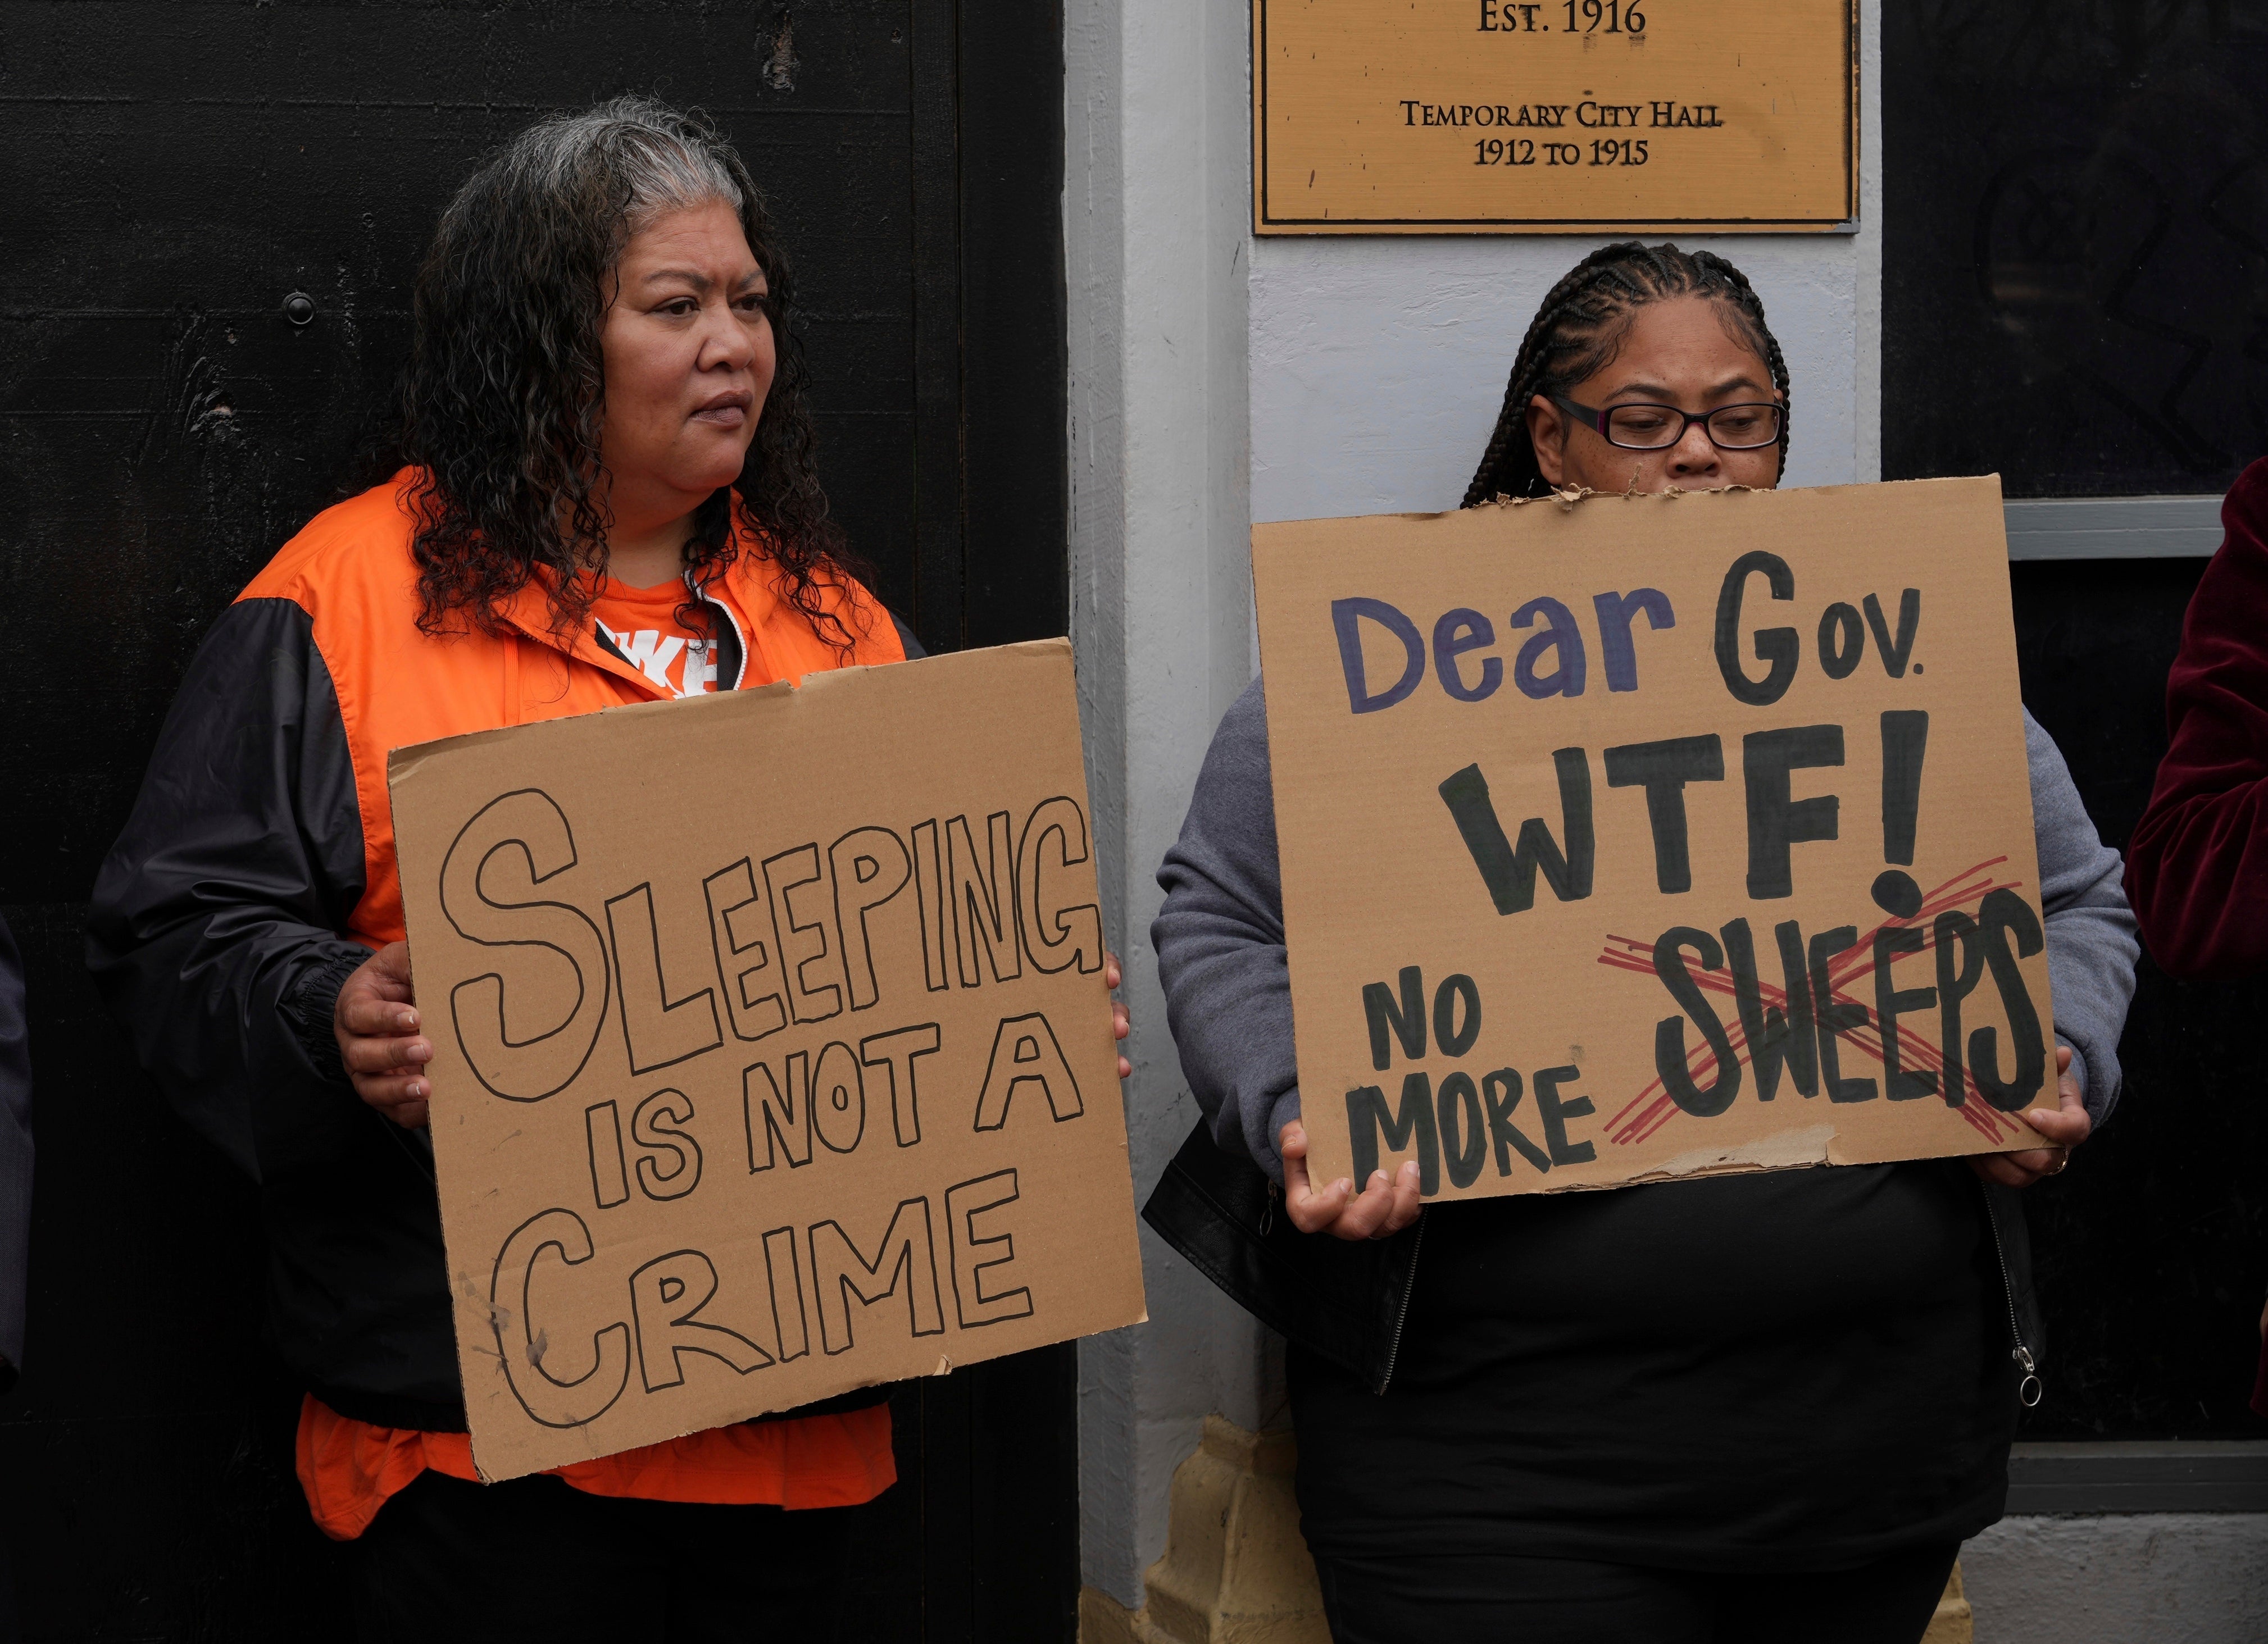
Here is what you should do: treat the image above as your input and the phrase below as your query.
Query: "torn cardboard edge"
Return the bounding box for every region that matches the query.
[1315,473,2008,528]
[386,635,1076,787]
[1390,1122,2035,1199]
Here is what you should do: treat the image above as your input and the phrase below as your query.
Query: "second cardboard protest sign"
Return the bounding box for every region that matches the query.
[389,640,1144,1481]
[1256,477,2053,1201]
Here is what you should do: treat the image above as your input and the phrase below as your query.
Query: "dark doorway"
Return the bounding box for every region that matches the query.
[2002,555,2268,1443]
[1880,2,2268,498]
[0,3,1074,1638]
[1884,3,2268,1443]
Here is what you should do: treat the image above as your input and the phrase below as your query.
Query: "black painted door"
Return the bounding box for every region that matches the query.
[0,3,1074,1637]
[1884,5,2268,1441]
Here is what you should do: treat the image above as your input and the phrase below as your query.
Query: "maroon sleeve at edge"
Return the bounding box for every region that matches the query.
[2126,457,2268,978]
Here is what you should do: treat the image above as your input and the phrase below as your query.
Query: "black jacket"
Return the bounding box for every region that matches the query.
[87,575,923,1432]
[1140,679,2084,1400]
[0,914,32,1392]
[87,596,470,1427]
[1143,1116,2044,1399]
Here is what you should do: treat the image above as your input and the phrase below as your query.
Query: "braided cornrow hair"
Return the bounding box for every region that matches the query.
[1461,241,1792,506]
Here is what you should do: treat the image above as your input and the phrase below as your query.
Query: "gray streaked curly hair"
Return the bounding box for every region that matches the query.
[396,95,867,650]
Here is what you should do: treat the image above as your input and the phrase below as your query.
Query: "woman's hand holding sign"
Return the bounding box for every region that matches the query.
[1970,1044,2089,1190]
[1281,1118,1424,1240]
[1106,952,1132,1080]
[335,942,433,1130]
[337,943,1135,1133]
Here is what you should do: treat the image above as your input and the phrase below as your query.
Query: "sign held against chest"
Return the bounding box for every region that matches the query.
[1255,479,2053,1202]
[389,640,1145,1481]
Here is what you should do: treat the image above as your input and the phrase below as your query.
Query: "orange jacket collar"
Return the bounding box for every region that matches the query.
[491,575,672,702]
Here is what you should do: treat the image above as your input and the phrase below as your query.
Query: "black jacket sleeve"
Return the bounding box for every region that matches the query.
[0,914,31,1388]
[85,598,376,1182]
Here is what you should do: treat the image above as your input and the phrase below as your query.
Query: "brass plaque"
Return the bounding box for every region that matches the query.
[1253,1,1857,234]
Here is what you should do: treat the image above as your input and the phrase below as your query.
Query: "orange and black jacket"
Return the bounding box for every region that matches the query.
[85,473,911,1429]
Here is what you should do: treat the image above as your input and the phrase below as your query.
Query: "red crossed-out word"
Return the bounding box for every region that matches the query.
[1597,859,2034,1149]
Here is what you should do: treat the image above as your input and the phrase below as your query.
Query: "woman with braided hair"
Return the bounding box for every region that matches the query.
[1460,241,1790,505]
[1146,242,2138,1640]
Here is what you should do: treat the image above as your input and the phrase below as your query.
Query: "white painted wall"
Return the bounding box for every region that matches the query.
[1962,1515,2268,1644]
[1065,0,1271,1610]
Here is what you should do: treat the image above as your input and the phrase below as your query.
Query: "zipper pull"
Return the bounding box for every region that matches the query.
[1260,1180,1281,1237]
[2012,1345,2042,1408]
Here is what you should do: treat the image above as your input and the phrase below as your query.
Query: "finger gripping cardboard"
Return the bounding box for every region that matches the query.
[1253,477,2053,1203]
[388,639,1147,1481]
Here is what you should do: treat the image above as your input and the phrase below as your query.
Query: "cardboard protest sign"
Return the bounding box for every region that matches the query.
[389,640,1144,1480]
[1255,477,2053,1201]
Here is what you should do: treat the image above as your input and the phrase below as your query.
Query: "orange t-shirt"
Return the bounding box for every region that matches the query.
[294,568,902,1540]
[298,1396,897,1541]
[589,574,739,698]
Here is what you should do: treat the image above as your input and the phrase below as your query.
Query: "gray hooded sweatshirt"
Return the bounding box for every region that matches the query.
[1148,681,2139,1572]
[1155,680,2138,1186]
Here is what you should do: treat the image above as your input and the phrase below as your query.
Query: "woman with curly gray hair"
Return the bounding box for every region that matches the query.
[87,97,1131,1640]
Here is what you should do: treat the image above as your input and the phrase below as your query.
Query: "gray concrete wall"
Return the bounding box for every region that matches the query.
[1066,0,1268,1607]
[1962,1515,2268,1644]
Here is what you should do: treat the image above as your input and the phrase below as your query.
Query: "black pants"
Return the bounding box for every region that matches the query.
[1312,1541,1961,1644]
[350,1470,852,1644]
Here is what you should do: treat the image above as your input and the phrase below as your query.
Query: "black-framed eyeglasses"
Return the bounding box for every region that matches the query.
[1551,395,1784,452]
